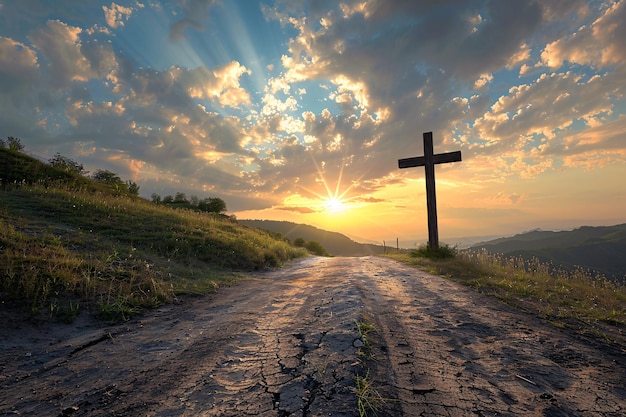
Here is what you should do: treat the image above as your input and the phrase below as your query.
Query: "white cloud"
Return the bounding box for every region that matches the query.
[541,0,626,69]
[102,3,136,29]
[473,73,493,90]
[473,71,616,148]
[506,43,531,69]
[177,61,252,108]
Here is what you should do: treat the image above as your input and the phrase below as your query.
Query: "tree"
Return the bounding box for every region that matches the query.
[151,193,162,204]
[7,137,24,152]
[198,197,226,213]
[92,169,127,193]
[293,237,306,247]
[174,192,187,203]
[126,180,140,196]
[162,195,174,204]
[49,153,86,175]
[92,169,122,184]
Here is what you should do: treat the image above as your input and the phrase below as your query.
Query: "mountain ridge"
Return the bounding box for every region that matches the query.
[238,219,385,257]
[471,223,626,281]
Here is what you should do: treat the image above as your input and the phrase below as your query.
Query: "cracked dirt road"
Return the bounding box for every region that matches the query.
[1,256,625,416]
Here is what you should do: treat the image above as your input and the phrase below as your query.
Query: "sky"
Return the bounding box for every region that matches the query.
[1,0,625,245]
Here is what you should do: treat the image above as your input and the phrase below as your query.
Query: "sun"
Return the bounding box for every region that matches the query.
[324,197,347,214]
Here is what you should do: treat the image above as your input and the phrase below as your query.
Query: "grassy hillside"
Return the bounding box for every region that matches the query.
[1,148,307,322]
[472,225,626,281]
[239,219,384,256]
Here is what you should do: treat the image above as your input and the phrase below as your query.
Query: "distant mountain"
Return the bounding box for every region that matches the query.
[238,220,385,257]
[471,224,626,281]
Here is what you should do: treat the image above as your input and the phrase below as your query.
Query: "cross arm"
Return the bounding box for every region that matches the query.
[398,150,462,169]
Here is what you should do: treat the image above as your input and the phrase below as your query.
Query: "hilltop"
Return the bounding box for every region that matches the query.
[471,224,626,281]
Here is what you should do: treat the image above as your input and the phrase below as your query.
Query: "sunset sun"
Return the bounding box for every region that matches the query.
[324,197,347,214]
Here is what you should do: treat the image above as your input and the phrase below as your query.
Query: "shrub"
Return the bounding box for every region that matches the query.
[304,240,330,256]
[410,244,456,259]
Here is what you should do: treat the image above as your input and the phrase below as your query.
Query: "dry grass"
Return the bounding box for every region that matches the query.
[384,248,626,340]
[1,185,307,322]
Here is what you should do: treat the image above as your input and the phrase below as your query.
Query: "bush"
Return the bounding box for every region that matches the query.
[304,240,330,256]
[410,244,456,259]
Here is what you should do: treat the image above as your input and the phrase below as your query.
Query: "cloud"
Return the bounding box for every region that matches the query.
[0,37,39,89]
[276,206,318,214]
[560,114,626,169]
[28,20,117,88]
[474,73,493,90]
[102,2,137,29]
[170,0,219,40]
[356,196,385,204]
[176,61,252,107]
[470,70,619,166]
[1,0,624,223]
[541,1,626,69]
[256,1,600,198]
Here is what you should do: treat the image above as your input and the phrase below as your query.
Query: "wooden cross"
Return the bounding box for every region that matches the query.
[398,132,462,249]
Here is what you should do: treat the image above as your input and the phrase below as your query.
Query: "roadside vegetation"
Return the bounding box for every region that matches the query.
[293,237,331,256]
[1,141,309,322]
[385,245,626,343]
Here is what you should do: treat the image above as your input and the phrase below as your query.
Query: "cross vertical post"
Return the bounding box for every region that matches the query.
[398,132,462,249]
[423,132,438,248]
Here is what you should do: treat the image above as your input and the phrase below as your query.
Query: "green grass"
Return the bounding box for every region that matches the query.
[1,185,307,322]
[384,247,626,340]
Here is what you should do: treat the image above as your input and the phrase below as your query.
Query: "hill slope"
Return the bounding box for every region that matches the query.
[471,224,626,281]
[239,220,385,256]
[1,148,307,321]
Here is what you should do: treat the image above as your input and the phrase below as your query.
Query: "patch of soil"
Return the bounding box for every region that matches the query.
[1,257,624,416]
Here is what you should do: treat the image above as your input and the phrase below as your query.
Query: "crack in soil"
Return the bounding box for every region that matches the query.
[1,256,624,416]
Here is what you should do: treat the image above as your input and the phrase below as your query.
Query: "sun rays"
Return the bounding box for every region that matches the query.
[300,153,361,215]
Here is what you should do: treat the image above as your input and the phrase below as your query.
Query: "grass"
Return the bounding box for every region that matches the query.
[354,313,386,416]
[355,369,385,417]
[1,185,308,322]
[355,314,377,360]
[384,245,626,341]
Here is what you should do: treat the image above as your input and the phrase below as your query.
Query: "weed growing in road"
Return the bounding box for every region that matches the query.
[355,314,377,360]
[353,313,386,416]
[355,369,384,417]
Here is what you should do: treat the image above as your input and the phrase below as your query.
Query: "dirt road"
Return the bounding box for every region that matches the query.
[1,256,625,416]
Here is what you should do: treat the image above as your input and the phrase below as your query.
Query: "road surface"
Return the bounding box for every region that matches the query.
[1,256,624,416]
